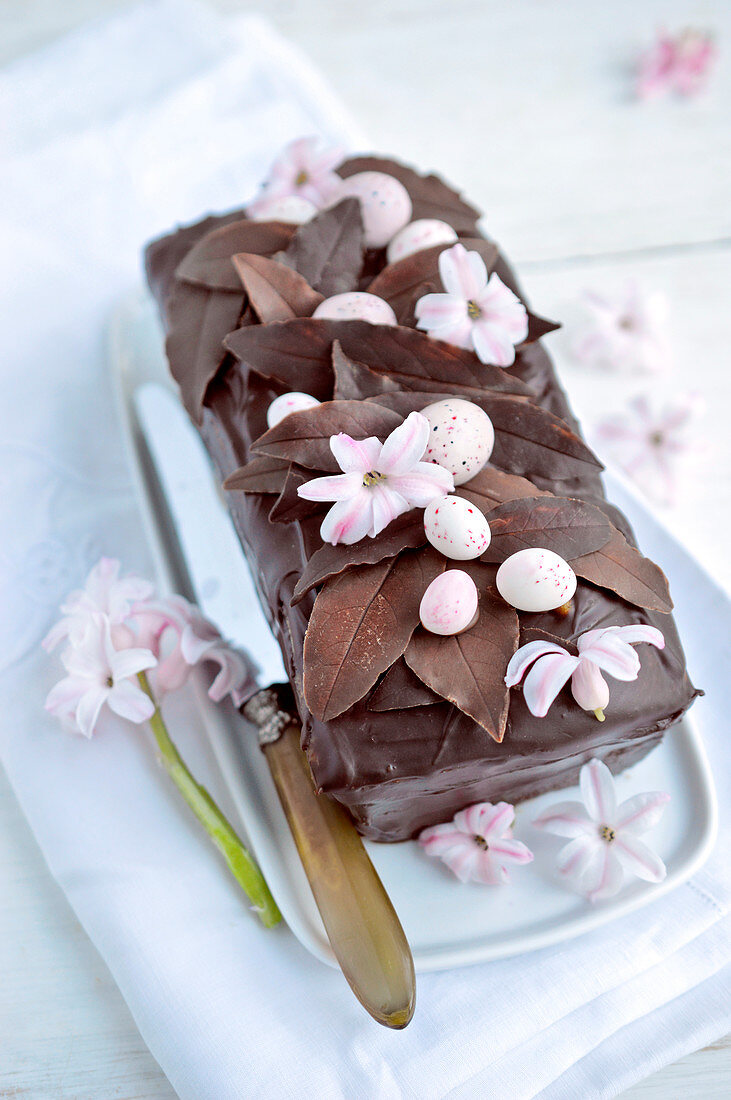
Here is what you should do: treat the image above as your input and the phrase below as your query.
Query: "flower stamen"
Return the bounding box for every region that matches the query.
[473,834,489,850]
[362,470,386,486]
[466,299,482,320]
[294,169,309,186]
[599,825,616,843]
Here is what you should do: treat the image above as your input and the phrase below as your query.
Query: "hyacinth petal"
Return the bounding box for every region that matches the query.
[570,659,610,712]
[387,464,453,508]
[414,293,468,328]
[419,825,468,855]
[579,758,617,824]
[85,557,120,605]
[319,490,373,546]
[297,471,363,502]
[522,652,579,718]
[488,837,534,865]
[377,412,429,476]
[330,434,381,475]
[584,845,625,902]
[76,686,109,738]
[505,640,569,687]
[609,624,665,650]
[474,852,506,885]
[615,790,670,834]
[438,243,486,300]
[556,835,600,878]
[480,801,516,841]
[111,646,158,681]
[154,650,191,695]
[206,648,249,703]
[424,317,475,351]
[578,634,641,681]
[443,846,481,883]
[42,618,71,652]
[478,275,529,336]
[454,802,490,836]
[614,834,667,883]
[45,676,86,714]
[533,800,594,838]
[471,321,518,367]
[369,485,410,537]
[108,679,156,724]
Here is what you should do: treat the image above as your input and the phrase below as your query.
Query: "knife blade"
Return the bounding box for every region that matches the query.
[125,338,415,1028]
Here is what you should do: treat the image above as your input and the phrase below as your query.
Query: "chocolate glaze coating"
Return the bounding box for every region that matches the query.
[145,157,699,842]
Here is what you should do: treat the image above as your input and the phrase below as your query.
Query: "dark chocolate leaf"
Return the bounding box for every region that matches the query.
[303,548,445,721]
[269,465,324,524]
[231,252,323,322]
[572,528,673,613]
[292,513,427,604]
[480,497,613,562]
[525,312,561,343]
[281,198,364,296]
[165,281,245,419]
[368,658,442,712]
[223,454,290,493]
[176,219,295,290]
[519,627,579,657]
[225,319,337,399]
[250,400,403,471]
[332,340,400,400]
[338,156,481,235]
[405,576,519,742]
[367,239,499,325]
[456,465,550,513]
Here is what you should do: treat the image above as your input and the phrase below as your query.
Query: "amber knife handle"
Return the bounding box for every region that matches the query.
[244,689,416,1029]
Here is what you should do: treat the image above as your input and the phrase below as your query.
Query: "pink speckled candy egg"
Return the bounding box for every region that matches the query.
[421,398,495,486]
[386,219,458,263]
[419,570,479,636]
[249,195,318,224]
[312,292,397,325]
[423,496,491,561]
[266,392,321,428]
[333,171,412,248]
[496,548,577,613]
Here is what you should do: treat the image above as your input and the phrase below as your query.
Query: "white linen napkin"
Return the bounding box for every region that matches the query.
[1,3,729,1097]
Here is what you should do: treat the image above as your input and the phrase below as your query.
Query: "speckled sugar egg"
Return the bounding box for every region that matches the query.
[421,398,495,486]
[423,496,491,561]
[419,570,479,636]
[249,195,318,224]
[312,292,397,325]
[386,219,458,263]
[266,392,321,428]
[333,172,412,248]
[496,548,577,613]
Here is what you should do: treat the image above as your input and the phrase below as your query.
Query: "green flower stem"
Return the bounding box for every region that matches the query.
[138,672,281,928]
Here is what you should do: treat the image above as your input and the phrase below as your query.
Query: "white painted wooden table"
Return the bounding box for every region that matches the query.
[1,1,729,1097]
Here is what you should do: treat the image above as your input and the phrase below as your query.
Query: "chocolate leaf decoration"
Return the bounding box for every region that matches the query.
[223,454,290,493]
[303,548,445,721]
[368,658,442,712]
[519,626,579,657]
[338,155,481,235]
[225,319,338,399]
[292,513,427,604]
[281,198,364,296]
[525,311,561,343]
[250,400,403,471]
[165,281,245,419]
[572,528,673,613]
[405,575,519,742]
[176,220,295,291]
[231,252,323,323]
[269,465,323,524]
[332,340,399,401]
[480,497,612,562]
[456,465,550,513]
[367,239,499,325]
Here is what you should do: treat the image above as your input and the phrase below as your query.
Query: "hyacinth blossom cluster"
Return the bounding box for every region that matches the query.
[297,411,454,545]
[533,759,669,902]
[572,282,670,375]
[419,801,534,885]
[637,28,717,99]
[505,624,665,722]
[246,136,344,219]
[415,243,529,367]
[44,558,280,927]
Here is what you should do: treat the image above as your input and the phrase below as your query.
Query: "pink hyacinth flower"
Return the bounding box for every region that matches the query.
[415,243,528,366]
[247,136,344,216]
[43,557,153,653]
[297,411,454,545]
[45,613,156,737]
[505,624,665,721]
[534,758,669,902]
[572,282,670,374]
[595,392,703,504]
[637,29,717,99]
[420,801,533,885]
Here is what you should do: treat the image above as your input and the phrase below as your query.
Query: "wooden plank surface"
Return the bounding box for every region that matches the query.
[1,1,728,1098]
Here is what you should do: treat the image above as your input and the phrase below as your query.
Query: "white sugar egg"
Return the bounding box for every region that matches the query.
[249,195,318,224]
[421,398,495,486]
[333,171,412,248]
[423,496,491,561]
[419,570,479,636]
[312,292,397,325]
[267,392,321,428]
[496,548,577,613]
[386,219,458,263]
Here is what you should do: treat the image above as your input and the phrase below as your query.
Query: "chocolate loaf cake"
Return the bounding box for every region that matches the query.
[145,150,699,842]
